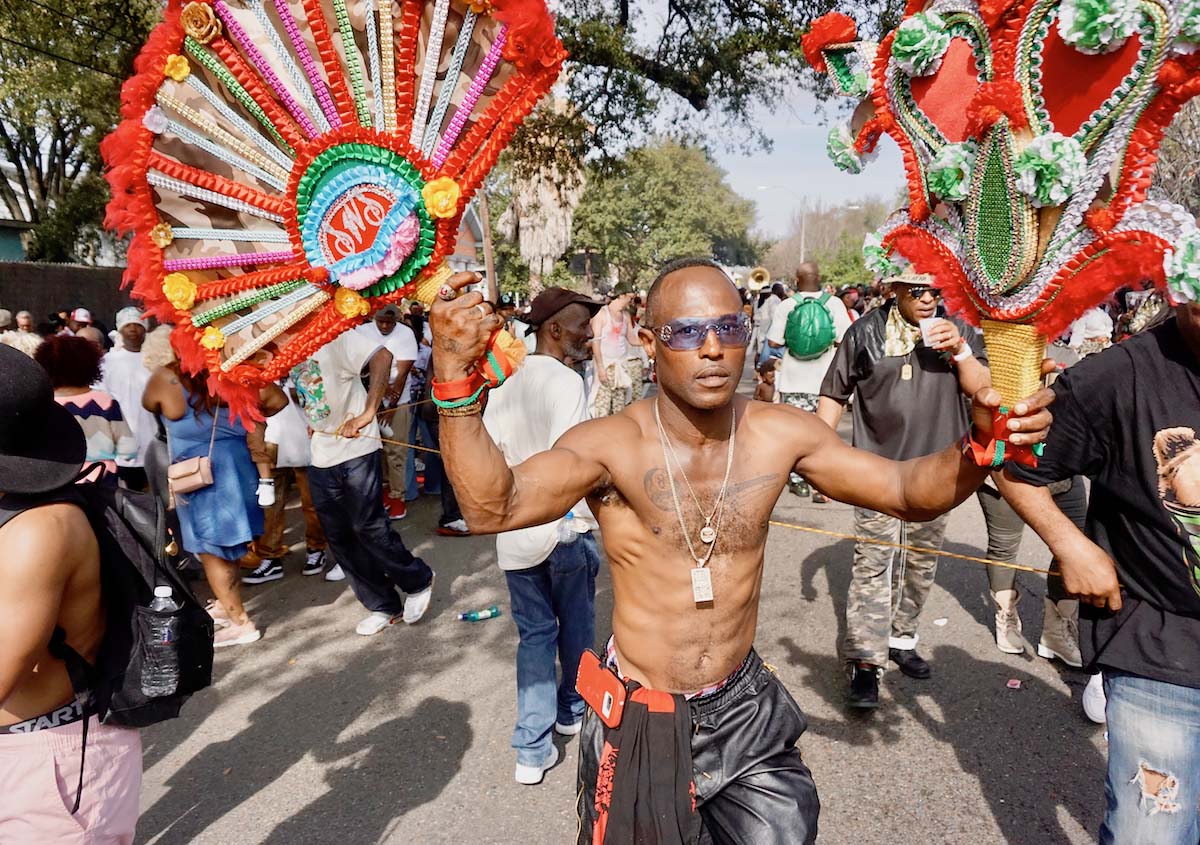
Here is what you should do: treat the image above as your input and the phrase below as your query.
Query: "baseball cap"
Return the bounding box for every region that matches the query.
[115,306,148,330]
[70,307,92,324]
[524,288,603,328]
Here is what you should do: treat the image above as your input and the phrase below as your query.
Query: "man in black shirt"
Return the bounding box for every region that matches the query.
[819,274,988,708]
[1001,301,1200,845]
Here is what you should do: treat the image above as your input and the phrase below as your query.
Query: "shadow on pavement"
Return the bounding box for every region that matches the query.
[890,644,1103,843]
[138,649,470,844]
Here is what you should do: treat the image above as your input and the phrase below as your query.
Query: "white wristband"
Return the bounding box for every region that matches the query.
[952,343,973,363]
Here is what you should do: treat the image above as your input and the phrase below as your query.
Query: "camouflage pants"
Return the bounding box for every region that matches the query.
[779,392,819,486]
[842,507,950,668]
[592,358,643,418]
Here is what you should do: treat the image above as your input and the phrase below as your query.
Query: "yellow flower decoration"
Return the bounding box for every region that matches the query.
[421,177,461,219]
[334,287,370,319]
[164,54,191,82]
[467,0,495,13]
[162,272,196,311]
[149,222,174,248]
[200,326,225,350]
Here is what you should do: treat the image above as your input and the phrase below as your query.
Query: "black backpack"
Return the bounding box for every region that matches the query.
[0,479,214,727]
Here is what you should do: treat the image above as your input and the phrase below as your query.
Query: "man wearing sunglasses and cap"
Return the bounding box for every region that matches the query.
[818,270,989,709]
[0,346,142,841]
[431,257,1051,844]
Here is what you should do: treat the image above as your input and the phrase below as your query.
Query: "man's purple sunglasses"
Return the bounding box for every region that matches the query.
[650,313,752,351]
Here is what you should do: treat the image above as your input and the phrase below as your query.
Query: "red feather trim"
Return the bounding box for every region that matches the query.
[801,13,858,74]
[1032,232,1170,337]
[884,226,981,325]
[495,0,561,70]
[964,81,1029,138]
[871,32,931,220]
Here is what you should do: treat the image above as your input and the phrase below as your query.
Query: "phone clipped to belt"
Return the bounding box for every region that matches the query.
[576,649,627,729]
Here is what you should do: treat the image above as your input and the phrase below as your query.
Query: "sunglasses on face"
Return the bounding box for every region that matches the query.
[651,313,752,351]
[903,285,942,300]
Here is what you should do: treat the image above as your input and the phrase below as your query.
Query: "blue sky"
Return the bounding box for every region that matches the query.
[712,88,907,240]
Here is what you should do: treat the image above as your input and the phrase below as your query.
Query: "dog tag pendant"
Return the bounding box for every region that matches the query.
[699,524,716,545]
[900,363,913,381]
[691,567,714,603]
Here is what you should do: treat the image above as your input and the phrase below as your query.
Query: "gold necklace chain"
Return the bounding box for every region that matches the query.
[653,400,736,567]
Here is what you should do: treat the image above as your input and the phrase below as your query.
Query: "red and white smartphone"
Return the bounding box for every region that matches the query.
[576,649,627,729]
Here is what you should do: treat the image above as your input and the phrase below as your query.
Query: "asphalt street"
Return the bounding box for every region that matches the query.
[137,376,1106,845]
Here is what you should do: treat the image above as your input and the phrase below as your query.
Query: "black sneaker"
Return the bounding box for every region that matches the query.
[242,560,284,585]
[302,549,326,577]
[847,664,880,709]
[889,648,932,679]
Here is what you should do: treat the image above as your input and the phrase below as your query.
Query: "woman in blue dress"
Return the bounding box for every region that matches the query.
[143,361,286,648]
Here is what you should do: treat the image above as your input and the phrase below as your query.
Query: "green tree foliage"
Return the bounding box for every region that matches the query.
[559,0,905,157]
[764,199,892,288]
[572,140,758,289]
[0,0,157,261]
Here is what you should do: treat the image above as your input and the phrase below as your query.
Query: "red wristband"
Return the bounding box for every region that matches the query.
[432,370,486,403]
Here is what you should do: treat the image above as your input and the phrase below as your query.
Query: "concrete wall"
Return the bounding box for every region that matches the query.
[0,262,133,329]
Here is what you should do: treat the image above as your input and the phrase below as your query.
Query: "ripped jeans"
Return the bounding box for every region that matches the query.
[1100,670,1200,845]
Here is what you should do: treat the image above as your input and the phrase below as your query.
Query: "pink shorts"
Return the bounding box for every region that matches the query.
[0,716,142,844]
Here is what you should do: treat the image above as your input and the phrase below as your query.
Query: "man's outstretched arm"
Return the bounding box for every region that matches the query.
[790,382,1055,522]
[431,272,610,534]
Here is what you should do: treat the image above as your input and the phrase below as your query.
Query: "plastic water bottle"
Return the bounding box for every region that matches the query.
[557,511,579,545]
[458,605,501,622]
[142,586,181,698]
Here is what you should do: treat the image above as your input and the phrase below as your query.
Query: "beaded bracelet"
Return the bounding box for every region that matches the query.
[437,401,483,417]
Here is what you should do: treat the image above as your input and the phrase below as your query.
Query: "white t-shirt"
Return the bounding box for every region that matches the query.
[100,346,155,467]
[265,385,312,468]
[766,292,852,396]
[356,321,419,401]
[483,355,597,571]
[291,331,382,469]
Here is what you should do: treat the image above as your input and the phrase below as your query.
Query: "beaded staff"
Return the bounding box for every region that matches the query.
[805,2,1200,460]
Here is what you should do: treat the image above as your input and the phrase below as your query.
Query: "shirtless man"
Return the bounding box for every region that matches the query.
[431,258,1055,843]
[0,344,142,842]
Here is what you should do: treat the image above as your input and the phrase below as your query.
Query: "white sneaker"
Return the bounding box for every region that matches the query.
[256,478,275,507]
[1083,672,1107,724]
[403,575,434,625]
[214,620,262,648]
[356,611,400,636]
[515,744,560,785]
[554,719,582,736]
[324,563,346,582]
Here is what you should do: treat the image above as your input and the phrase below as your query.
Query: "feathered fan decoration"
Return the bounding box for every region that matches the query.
[806,0,1200,460]
[103,0,564,417]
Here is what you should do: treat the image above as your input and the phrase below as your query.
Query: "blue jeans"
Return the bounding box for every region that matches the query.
[504,533,600,767]
[1100,670,1200,845]
[308,451,432,615]
[405,414,442,500]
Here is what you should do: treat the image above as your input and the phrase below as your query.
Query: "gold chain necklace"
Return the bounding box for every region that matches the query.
[654,400,736,602]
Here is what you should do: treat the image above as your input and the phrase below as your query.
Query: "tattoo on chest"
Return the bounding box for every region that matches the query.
[642,468,782,512]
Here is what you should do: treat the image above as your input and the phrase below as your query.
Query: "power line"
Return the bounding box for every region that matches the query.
[0,35,122,78]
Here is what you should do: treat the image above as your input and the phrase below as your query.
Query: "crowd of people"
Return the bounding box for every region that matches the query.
[0,262,1195,844]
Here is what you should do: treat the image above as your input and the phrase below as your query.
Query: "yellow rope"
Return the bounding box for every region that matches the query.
[333,409,1059,576]
[768,519,1059,576]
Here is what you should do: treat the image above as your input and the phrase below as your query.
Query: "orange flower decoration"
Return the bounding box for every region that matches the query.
[164,54,191,82]
[334,287,370,319]
[149,222,174,248]
[180,2,222,44]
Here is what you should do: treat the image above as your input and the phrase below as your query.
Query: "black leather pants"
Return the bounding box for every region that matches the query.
[577,649,820,844]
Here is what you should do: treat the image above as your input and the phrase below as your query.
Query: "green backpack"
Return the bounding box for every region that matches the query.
[783,292,836,360]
